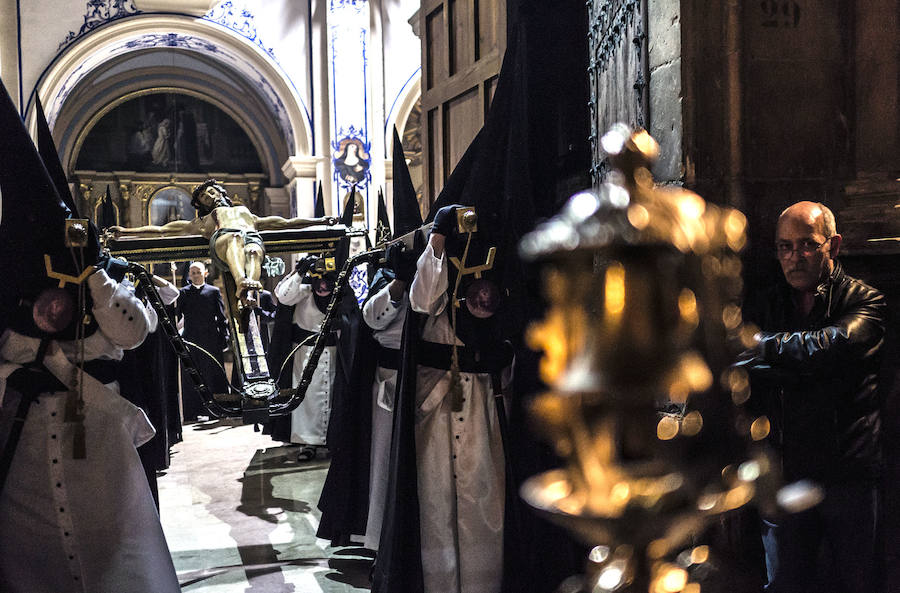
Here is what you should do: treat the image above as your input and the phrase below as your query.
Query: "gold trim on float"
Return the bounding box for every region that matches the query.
[107,238,341,264]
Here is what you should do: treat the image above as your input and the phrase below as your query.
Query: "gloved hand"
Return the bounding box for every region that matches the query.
[96,254,129,283]
[431,204,463,237]
[295,255,318,276]
[386,243,418,283]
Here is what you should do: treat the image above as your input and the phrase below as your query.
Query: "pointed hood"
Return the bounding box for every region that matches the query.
[420,22,539,347]
[375,187,391,244]
[35,92,103,271]
[35,95,78,215]
[392,126,423,236]
[314,182,326,218]
[0,79,94,337]
[333,185,357,270]
[98,184,118,228]
[341,185,357,227]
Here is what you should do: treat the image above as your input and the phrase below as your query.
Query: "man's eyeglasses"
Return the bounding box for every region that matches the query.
[775,239,828,259]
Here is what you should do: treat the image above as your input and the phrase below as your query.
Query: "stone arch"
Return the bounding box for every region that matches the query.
[31,14,312,185]
[384,71,421,149]
[57,61,278,184]
[382,72,426,219]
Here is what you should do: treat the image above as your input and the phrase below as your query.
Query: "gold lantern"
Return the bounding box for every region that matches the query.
[519,125,776,592]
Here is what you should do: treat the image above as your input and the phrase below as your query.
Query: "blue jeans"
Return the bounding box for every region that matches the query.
[762,481,878,593]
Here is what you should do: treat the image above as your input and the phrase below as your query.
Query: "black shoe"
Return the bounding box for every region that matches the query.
[297,446,317,461]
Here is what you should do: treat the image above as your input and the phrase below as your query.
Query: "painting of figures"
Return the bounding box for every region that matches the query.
[76,92,264,174]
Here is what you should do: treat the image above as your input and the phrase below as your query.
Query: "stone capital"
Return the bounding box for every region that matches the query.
[131,0,218,16]
[281,155,326,181]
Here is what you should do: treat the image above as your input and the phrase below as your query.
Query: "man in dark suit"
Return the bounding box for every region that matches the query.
[175,261,229,422]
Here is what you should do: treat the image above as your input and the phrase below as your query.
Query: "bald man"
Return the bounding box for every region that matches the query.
[740,201,886,593]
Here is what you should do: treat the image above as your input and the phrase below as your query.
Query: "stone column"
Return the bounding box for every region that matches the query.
[0,0,20,111]
[282,156,326,217]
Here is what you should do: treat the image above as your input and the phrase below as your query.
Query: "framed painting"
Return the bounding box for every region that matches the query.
[149,186,196,226]
[75,91,263,175]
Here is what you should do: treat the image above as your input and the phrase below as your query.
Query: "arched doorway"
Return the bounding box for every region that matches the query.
[71,89,267,228]
[31,14,313,223]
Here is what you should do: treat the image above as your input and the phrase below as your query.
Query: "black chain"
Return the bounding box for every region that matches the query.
[127,262,240,418]
[272,248,384,414]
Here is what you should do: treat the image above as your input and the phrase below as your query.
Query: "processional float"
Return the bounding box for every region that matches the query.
[104,222,354,423]
[103,201,430,425]
[519,126,807,592]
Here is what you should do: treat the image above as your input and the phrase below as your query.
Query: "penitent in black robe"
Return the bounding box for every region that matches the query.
[315,283,375,546]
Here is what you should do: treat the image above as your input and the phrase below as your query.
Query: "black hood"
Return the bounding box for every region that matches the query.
[392,126,424,236]
[314,181,326,218]
[333,185,357,271]
[0,82,100,339]
[376,187,391,245]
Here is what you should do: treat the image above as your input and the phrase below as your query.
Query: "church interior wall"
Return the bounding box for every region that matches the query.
[379,0,422,142]
[12,1,314,130]
[0,1,427,235]
[16,0,91,101]
[647,0,684,183]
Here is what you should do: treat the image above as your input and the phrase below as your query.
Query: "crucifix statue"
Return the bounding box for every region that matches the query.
[111,179,338,313]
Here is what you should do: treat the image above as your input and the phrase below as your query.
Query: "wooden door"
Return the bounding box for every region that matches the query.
[418,0,506,206]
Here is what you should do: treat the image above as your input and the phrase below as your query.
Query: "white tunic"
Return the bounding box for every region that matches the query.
[274,272,336,446]
[0,270,180,593]
[361,281,407,550]
[409,244,506,593]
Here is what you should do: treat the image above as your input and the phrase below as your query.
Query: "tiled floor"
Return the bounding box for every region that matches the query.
[157,418,372,592]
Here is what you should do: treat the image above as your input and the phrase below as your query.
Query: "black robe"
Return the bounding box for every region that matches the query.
[315,283,373,546]
[117,309,178,507]
[263,301,298,443]
[371,307,425,592]
[175,283,229,421]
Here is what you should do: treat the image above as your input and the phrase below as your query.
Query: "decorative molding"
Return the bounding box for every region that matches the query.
[282,155,325,180]
[133,0,217,15]
[74,172,267,226]
[122,32,217,52]
[57,0,280,68]
[408,8,420,38]
[330,0,368,12]
[49,30,296,153]
[58,0,140,51]
[133,183,155,214]
[204,1,276,59]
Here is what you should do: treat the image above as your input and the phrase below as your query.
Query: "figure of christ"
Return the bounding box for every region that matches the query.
[111,179,338,312]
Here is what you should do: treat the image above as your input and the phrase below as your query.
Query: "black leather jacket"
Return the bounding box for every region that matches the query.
[740,261,885,483]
